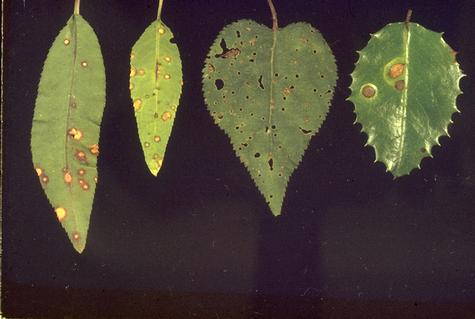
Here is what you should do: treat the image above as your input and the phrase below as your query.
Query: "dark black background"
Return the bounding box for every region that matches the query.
[3,0,475,317]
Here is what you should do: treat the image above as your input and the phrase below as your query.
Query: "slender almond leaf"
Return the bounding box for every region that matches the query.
[202,10,337,216]
[130,0,183,176]
[349,18,464,177]
[31,12,105,253]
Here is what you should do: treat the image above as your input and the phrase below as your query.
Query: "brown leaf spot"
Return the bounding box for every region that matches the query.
[75,150,87,162]
[395,80,405,91]
[81,61,88,68]
[389,63,405,78]
[89,144,99,156]
[64,170,73,184]
[63,38,70,46]
[137,68,145,76]
[154,136,161,143]
[164,74,171,80]
[79,179,90,191]
[158,27,166,35]
[78,168,86,176]
[161,111,172,121]
[164,56,171,63]
[362,85,376,98]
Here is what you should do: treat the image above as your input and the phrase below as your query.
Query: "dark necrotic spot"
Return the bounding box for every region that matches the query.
[258,75,265,89]
[268,158,274,171]
[236,30,241,38]
[300,127,312,134]
[215,79,224,90]
[254,152,261,158]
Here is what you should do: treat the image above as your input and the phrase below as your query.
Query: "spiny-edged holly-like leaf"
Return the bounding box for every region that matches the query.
[349,22,464,177]
[31,13,105,253]
[202,20,337,216]
[130,14,182,176]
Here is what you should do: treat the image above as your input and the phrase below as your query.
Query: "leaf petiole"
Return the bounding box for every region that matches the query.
[267,0,278,31]
[74,0,80,15]
[157,0,164,21]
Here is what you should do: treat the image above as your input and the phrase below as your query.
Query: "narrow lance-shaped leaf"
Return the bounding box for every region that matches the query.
[31,1,105,253]
[348,12,464,177]
[130,0,183,176]
[202,0,337,216]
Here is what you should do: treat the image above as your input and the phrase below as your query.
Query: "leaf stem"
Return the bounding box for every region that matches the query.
[74,0,80,15]
[267,0,278,31]
[405,9,412,29]
[157,0,164,20]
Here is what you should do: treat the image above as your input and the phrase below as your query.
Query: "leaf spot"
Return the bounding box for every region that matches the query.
[154,136,161,143]
[130,52,135,60]
[258,75,265,89]
[68,128,83,140]
[63,169,73,184]
[161,111,172,121]
[75,150,87,162]
[72,232,81,241]
[164,74,171,80]
[215,79,224,90]
[361,84,377,99]
[129,83,135,90]
[389,63,405,78]
[299,127,312,135]
[89,144,99,156]
[158,27,166,35]
[63,38,70,46]
[130,67,137,77]
[35,167,44,176]
[138,68,145,76]
[55,207,67,222]
[164,56,172,63]
[79,179,90,191]
[144,142,150,148]
[80,61,88,68]
[268,158,274,171]
[41,175,49,184]
[395,80,405,91]
[133,99,142,111]
[78,168,86,176]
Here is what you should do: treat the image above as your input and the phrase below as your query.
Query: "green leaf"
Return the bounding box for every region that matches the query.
[31,13,105,253]
[349,21,464,177]
[129,5,183,176]
[202,20,337,216]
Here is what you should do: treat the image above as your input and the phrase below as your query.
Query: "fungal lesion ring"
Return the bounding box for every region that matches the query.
[360,83,377,99]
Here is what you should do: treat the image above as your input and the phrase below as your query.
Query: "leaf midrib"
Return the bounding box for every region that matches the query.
[394,24,411,173]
